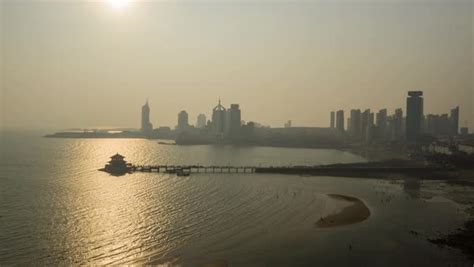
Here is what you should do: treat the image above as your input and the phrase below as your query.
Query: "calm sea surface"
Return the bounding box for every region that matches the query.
[0,130,472,266]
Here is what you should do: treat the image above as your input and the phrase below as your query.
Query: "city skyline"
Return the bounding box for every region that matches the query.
[2,1,474,265]
[142,92,464,134]
[1,0,472,130]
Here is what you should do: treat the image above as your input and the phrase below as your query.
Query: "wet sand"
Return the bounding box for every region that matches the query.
[315,194,371,228]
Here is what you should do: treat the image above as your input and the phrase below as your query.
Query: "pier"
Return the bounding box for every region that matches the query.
[126,164,449,179]
[101,154,452,178]
[130,165,256,174]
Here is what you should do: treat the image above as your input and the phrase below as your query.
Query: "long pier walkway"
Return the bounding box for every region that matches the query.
[129,164,448,177]
[130,165,256,174]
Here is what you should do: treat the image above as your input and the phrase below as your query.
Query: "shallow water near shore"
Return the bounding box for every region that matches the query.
[0,131,473,266]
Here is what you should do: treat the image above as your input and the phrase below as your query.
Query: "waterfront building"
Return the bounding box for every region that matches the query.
[177,110,189,131]
[349,109,361,138]
[450,106,459,135]
[425,114,450,136]
[284,120,292,128]
[225,104,242,136]
[365,123,375,144]
[361,109,371,140]
[141,100,153,134]
[385,108,404,141]
[459,143,474,154]
[406,91,424,145]
[369,112,375,127]
[336,110,344,132]
[376,109,388,140]
[330,111,335,128]
[212,99,226,134]
[393,108,404,140]
[196,114,207,128]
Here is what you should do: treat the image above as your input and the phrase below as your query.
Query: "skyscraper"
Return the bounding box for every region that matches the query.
[349,109,362,138]
[177,110,189,131]
[212,99,226,134]
[361,109,371,140]
[225,104,242,136]
[330,111,335,128]
[336,110,344,132]
[196,114,207,128]
[450,106,459,135]
[393,108,404,140]
[141,100,153,133]
[376,109,388,139]
[406,91,424,145]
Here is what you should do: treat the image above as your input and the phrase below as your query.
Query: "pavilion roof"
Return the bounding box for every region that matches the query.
[110,153,125,159]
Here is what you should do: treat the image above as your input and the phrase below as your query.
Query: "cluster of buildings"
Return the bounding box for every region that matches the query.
[331,106,406,143]
[330,91,466,146]
[140,90,469,149]
[140,99,245,141]
[173,100,243,138]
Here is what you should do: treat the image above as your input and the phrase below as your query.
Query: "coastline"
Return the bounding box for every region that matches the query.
[315,194,371,228]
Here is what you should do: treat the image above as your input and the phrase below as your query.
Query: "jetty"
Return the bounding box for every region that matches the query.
[100,154,452,178]
[129,165,256,174]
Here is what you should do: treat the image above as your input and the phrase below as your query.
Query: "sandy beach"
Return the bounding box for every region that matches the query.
[315,194,371,228]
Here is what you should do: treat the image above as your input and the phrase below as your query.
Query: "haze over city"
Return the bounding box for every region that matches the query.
[1,0,472,130]
[3,0,474,266]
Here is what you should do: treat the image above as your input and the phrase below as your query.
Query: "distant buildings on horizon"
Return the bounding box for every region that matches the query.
[140,98,246,139]
[139,90,467,146]
[329,91,463,146]
[141,100,153,134]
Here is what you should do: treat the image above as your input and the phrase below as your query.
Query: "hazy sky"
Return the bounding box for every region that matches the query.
[1,0,473,130]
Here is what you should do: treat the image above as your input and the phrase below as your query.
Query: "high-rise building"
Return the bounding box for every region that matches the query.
[368,112,375,127]
[212,99,226,134]
[225,104,242,136]
[349,109,361,138]
[406,91,424,145]
[330,111,335,128]
[375,109,388,140]
[196,114,207,128]
[425,114,450,136]
[141,100,153,133]
[177,110,189,130]
[450,106,459,135]
[336,110,344,132]
[361,109,371,140]
[393,108,404,140]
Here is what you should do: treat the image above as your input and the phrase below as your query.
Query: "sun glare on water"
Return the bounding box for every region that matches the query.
[107,0,132,9]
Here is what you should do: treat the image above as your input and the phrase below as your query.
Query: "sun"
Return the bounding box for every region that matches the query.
[107,0,132,9]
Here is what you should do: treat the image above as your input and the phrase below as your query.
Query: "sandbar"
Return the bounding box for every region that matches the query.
[315,194,370,228]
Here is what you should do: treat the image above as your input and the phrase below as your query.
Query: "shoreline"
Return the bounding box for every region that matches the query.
[315,194,371,228]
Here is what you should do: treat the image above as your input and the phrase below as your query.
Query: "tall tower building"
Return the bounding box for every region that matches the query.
[141,99,153,133]
[349,109,362,138]
[361,109,371,139]
[336,110,345,132]
[196,114,207,128]
[212,99,226,134]
[225,104,242,136]
[406,91,424,145]
[394,108,404,140]
[450,106,459,135]
[376,109,388,139]
[330,111,335,128]
[177,110,189,130]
